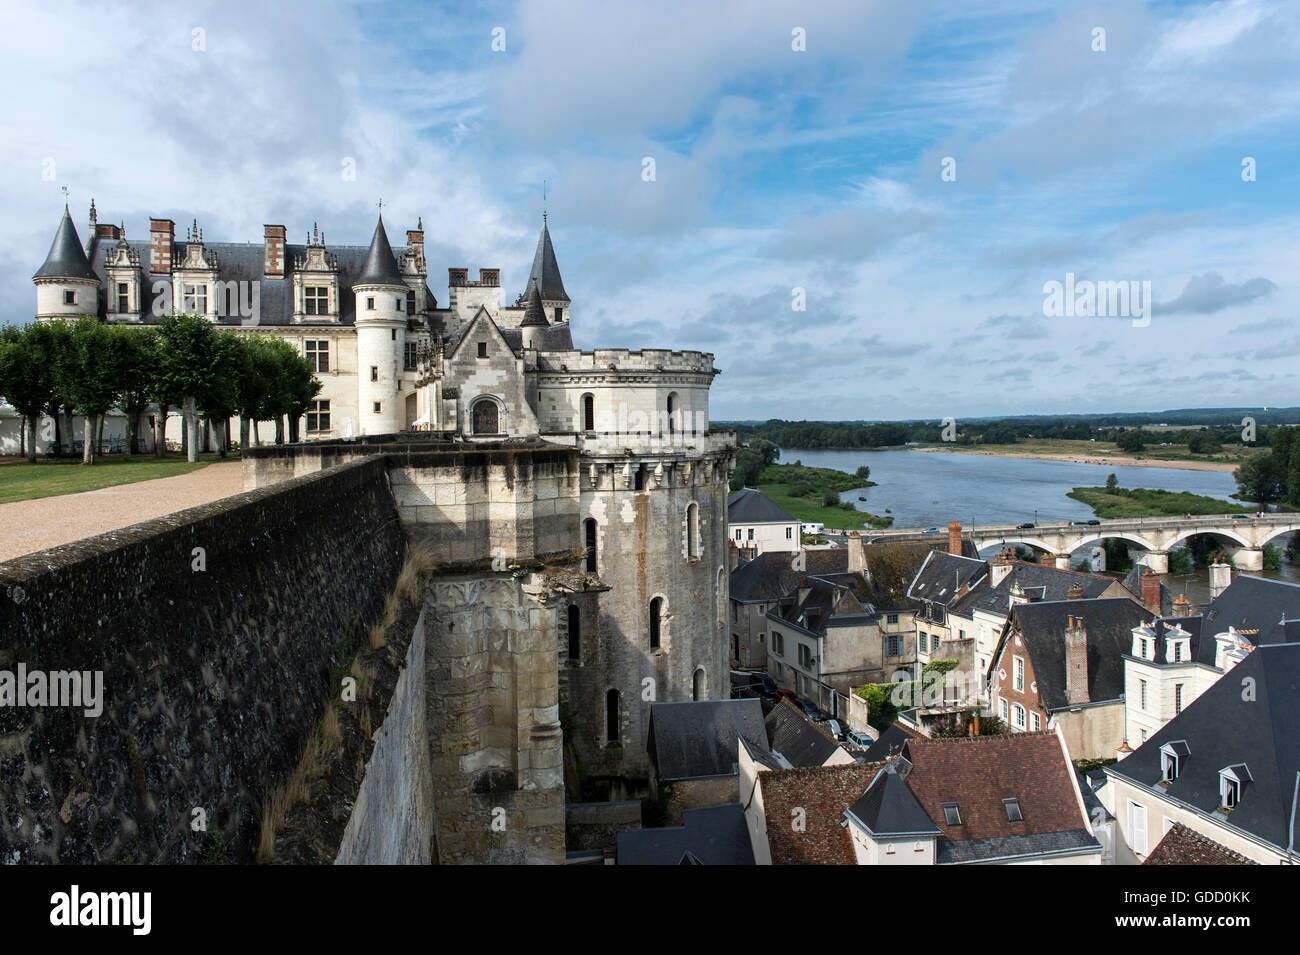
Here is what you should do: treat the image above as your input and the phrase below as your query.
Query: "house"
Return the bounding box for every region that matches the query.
[845,730,1102,865]
[1124,574,1300,749]
[645,699,770,824]
[988,596,1149,760]
[616,804,755,865]
[727,547,849,669]
[1103,641,1300,865]
[906,542,988,664]
[727,487,801,556]
[764,699,852,767]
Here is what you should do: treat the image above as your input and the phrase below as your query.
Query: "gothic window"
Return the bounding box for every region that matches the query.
[606,689,620,742]
[304,286,328,315]
[649,596,664,650]
[568,605,580,661]
[584,519,598,572]
[582,393,595,432]
[472,399,499,435]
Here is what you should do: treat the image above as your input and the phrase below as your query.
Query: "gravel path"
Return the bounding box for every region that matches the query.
[0,461,245,563]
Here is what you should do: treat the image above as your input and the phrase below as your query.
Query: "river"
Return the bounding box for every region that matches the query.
[779,447,1298,599]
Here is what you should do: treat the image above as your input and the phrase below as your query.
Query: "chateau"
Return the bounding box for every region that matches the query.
[28,201,736,796]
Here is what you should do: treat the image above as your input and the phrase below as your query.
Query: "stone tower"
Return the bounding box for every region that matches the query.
[33,205,101,320]
[354,214,408,435]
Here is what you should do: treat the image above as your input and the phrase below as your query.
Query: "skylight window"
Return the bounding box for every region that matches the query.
[942,803,961,826]
[1003,798,1023,822]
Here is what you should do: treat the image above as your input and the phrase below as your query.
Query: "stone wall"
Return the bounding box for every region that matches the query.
[565,799,641,852]
[0,457,404,863]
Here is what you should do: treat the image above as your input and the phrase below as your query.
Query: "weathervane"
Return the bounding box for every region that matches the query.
[543,179,547,223]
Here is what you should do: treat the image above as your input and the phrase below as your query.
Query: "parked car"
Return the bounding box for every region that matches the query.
[795,699,823,721]
[819,718,843,739]
[845,729,873,748]
[922,526,940,534]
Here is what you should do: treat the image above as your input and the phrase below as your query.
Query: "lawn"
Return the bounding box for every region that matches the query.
[0,454,224,504]
[1066,485,1251,519]
[756,460,891,530]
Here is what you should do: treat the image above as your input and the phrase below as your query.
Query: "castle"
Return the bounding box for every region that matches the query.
[29,201,736,793]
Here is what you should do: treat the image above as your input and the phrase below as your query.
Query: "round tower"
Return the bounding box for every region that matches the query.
[519,277,549,351]
[33,204,101,320]
[354,214,408,435]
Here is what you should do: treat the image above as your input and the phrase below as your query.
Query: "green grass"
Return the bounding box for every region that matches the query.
[759,483,892,530]
[0,454,224,503]
[1067,485,1251,519]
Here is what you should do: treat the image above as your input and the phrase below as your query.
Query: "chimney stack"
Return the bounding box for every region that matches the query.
[1209,561,1232,601]
[405,225,425,272]
[1066,582,1084,600]
[727,538,740,572]
[448,267,469,287]
[1139,568,1161,614]
[149,218,175,273]
[1064,615,1089,705]
[948,521,962,557]
[478,268,500,287]
[848,531,866,574]
[1173,593,1193,616]
[263,224,286,278]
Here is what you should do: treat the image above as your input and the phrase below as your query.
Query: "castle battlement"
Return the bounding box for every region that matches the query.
[538,348,717,375]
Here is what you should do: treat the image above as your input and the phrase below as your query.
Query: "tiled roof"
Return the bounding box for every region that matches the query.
[950,561,1118,618]
[758,761,891,865]
[765,699,843,767]
[646,699,769,780]
[1143,822,1256,865]
[617,804,755,865]
[860,722,916,762]
[847,762,942,836]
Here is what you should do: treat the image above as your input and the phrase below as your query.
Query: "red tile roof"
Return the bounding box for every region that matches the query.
[758,762,891,865]
[1143,823,1256,865]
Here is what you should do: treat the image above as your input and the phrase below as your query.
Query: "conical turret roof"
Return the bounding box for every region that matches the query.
[356,214,405,287]
[523,218,569,303]
[520,278,548,326]
[33,206,97,281]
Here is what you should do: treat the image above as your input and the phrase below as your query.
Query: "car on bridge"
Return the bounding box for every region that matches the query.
[1017,522,1035,529]
[1069,519,1101,526]
[922,526,940,533]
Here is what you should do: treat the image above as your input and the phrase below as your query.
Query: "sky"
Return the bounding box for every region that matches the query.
[1,0,1297,422]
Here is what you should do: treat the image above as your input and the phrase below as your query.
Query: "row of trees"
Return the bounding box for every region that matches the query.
[1235,424,1300,506]
[0,316,320,464]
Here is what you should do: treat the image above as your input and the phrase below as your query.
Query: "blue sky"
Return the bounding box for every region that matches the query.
[1,0,1297,421]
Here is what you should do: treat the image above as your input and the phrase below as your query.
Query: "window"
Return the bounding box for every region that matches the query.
[786,527,793,539]
[306,399,330,432]
[472,400,499,435]
[183,283,207,314]
[390,328,396,341]
[117,282,129,313]
[1220,773,1240,809]
[395,296,403,311]
[747,528,754,541]
[1161,749,1180,782]
[1129,802,1147,854]
[584,519,597,572]
[773,632,785,657]
[1140,729,1147,742]
[649,597,663,650]
[477,341,487,358]
[798,645,813,668]
[1172,641,1182,662]
[305,340,329,372]
[1139,679,1147,711]
[404,342,418,371]
[886,635,901,657]
[366,296,375,310]
[886,613,899,626]
[554,306,562,323]
[1139,638,1148,659]
[1175,683,1184,714]
[567,605,580,661]
[1030,712,1040,731]
[942,804,961,826]
[372,401,381,414]
[735,530,742,541]
[407,290,416,315]
[1012,703,1025,730]
[1014,656,1024,692]
[63,289,76,305]
[959,629,966,639]
[999,698,1008,720]
[582,394,595,431]
[666,393,676,434]
[686,503,699,559]
[605,689,620,742]
[304,285,328,315]
[1003,798,1023,822]
[634,467,644,491]
[693,668,705,701]
[370,366,379,382]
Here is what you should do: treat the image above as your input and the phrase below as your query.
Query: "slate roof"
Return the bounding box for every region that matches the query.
[1001,596,1149,709]
[729,549,847,603]
[616,804,755,865]
[1143,822,1256,865]
[757,761,891,864]
[847,761,942,836]
[727,487,798,525]
[646,699,769,780]
[34,207,97,281]
[765,699,843,767]
[356,215,406,286]
[1107,642,1300,854]
[768,576,868,637]
[519,277,548,327]
[907,551,988,608]
[523,219,569,303]
[949,561,1118,619]
[902,732,1100,863]
[1200,574,1300,661]
[860,722,917,762]
[1121,565,1177,615]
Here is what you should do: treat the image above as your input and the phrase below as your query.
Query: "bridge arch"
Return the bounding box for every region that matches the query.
[1258,525,1300,548]
[1164,528,1251,551]
[974,537,1053,556]
[1067,532,1160,554]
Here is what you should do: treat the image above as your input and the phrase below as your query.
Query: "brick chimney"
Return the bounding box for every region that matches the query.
[478,268,500,287]
[727,538,740,572]
[1064,614,1090,705]
[149,218,175,273]
[1173,593,1193,616]
[263,224,286,278]
[406,225,424,271]
[1139,568,1161,614]
[1066,582,1084,600]
[95,223,121,240]
[847,531,866,574]
[948,521,962,556]
[448,267,469,287]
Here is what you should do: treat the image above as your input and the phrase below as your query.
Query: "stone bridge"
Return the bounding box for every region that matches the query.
[869,513,1300,572]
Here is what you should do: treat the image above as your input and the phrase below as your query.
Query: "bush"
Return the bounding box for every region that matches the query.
[822,490,840,507]
[1116,430,1145,453]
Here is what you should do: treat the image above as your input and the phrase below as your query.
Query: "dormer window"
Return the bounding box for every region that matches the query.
[1003,798,1023,822]
[1219,765,1251,810]
[1160,741,1189,782]
[117,283,129,313]
[942,803,961,826]
[183,283,207,314]
[1139,638,1148,659]
[304,286,329,315]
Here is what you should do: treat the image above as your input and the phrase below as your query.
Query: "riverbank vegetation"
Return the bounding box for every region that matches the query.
[1067,481,1250,519]
[730,441,891,529]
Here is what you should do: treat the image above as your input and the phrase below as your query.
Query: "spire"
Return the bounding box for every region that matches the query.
[522,217,569,303]
[356,213,405,286]
[520,277,548,326]
[33,205,97,281]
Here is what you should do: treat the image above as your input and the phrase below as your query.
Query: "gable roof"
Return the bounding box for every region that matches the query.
[34,207,97,281]
[646,699,768,780]
[1002,596,1149,709]
[757,761,891,864]
[950,561,1118,619]
[1143,822,1257,865]
[616,804,755,865]
[765,699,843,767]
[847,762,942,836]
[860,722,917,762]
[902,732,1099,863]
[523,219,569,303]
[729,549,847,603]
[1107,642,1300,854]
[727,487,797,525]
[907,551,988,607]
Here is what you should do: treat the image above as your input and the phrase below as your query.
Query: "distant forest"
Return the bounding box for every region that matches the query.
[716,408,1298,451]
